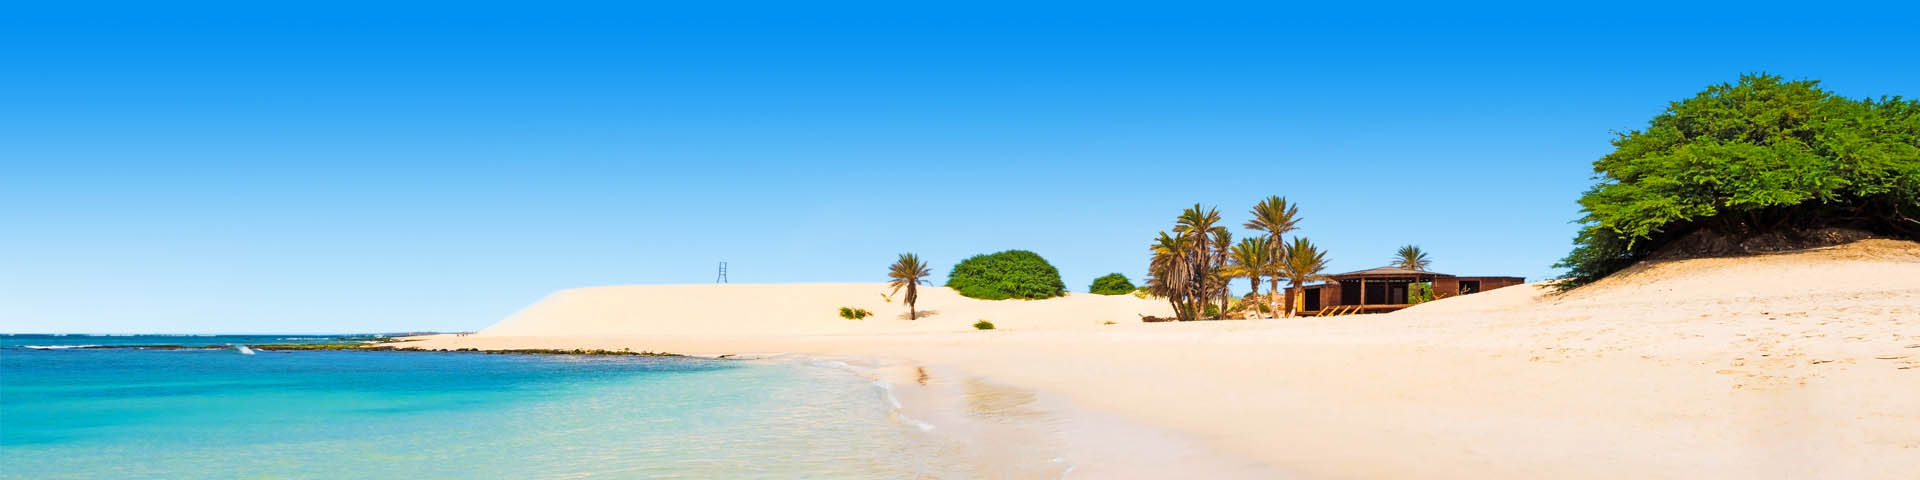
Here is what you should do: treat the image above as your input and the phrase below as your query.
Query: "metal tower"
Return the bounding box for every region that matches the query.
[716,261,728,283]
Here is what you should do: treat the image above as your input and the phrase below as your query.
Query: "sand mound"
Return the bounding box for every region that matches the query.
[479,283,1174,336]
[1393,280,1551,314]
[1553,238,1920,306]
[1399,239,1920,316]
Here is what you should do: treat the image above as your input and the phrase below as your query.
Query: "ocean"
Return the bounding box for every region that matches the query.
[0,334,977,479]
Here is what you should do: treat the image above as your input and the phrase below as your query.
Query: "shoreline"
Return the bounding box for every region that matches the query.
[702,350,1294,478]
[397,318,1919,479]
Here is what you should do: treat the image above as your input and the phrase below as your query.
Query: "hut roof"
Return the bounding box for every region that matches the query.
[1327,267,1454,278]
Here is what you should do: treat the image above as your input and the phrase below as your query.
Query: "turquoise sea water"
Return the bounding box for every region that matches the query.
[0,335,947,478]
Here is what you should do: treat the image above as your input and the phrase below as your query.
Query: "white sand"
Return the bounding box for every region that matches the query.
[405,239,1920,478]
[481,282,1173,336]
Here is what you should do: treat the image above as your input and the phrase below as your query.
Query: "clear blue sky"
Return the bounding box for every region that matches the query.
[3,1,1915,333]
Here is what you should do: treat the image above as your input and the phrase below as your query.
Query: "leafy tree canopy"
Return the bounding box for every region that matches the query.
[946,250,1067,300]
[1556,74,1919,289]
[1088,273,1137,295]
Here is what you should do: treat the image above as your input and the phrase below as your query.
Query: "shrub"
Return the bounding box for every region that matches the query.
[1408,282,1436,304]
[838,307,872,320]
[945,250,1067,300]
[1556,74,1920,289]
[1087,273,1136,295]
[973,320,995,330]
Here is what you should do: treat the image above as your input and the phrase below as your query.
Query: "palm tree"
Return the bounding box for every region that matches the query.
[1278,237,1331,317]
[1228,235,1272,318]
[1210,228,1233,318]
[1244,195,1302,249]
[1392,245,1431,271]
[1258,241,1288,316]
[1174,205,1228,319]
[1244,195,1301,314]
[888,253,931,319]
[1147,231,1196,320]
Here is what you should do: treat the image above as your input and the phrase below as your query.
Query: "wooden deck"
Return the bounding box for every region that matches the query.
[1299,304,1413,316]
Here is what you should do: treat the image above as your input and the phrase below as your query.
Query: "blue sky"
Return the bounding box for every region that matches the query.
[3,1,1915,333]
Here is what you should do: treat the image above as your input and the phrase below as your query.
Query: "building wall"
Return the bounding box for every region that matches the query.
[1288,284,1341,312]
[1458,276,1526,292]
[1301,276,1526,308]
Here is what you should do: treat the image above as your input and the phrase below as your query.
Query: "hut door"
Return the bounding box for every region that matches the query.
[1460,280,1481,295]
[1303,288,1321,311]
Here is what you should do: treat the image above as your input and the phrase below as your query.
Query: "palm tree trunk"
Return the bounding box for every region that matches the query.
[1247,276,1261,319]
[1268,277,1281,319]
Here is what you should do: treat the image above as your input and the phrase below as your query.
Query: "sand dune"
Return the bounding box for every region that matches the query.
[409,239,1920,479]
[481,283,1173,336]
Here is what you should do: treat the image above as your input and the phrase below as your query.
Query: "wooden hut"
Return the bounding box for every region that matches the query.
[1288,267,1523,315]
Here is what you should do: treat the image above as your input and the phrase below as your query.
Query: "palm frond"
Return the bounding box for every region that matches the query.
[1244,195,1302,245]
[1392,245,1432,271]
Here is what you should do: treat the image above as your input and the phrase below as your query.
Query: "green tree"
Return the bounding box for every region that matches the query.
[1244,195,1302,313]
[1392,245,1431,271]
[1244,195,1303,247]
[1226,235,1273,318]
[1172,205,1230,319]
[1278,237,1331,317]
[946,250,1066,300]
[888,253,931,319]
[1556,74,1920,289]
[1147,231,1197,320]
[1209,228,1233,317]
[1088,273,1137,295]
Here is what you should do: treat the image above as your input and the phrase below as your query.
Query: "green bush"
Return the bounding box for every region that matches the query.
[838,307,872,320]
[1408,282,1436,305]
[973,320,995,330]
[1556,74,1920,289]
[945,250,1067,300]
[1087,273,1136,295]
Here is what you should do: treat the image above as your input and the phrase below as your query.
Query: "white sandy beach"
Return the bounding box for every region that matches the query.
[404,239,1920,478]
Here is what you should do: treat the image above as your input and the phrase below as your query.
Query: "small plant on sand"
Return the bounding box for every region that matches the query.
[973,320,995,330]
[838,307,872,320]
[1103,320,1116,325]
